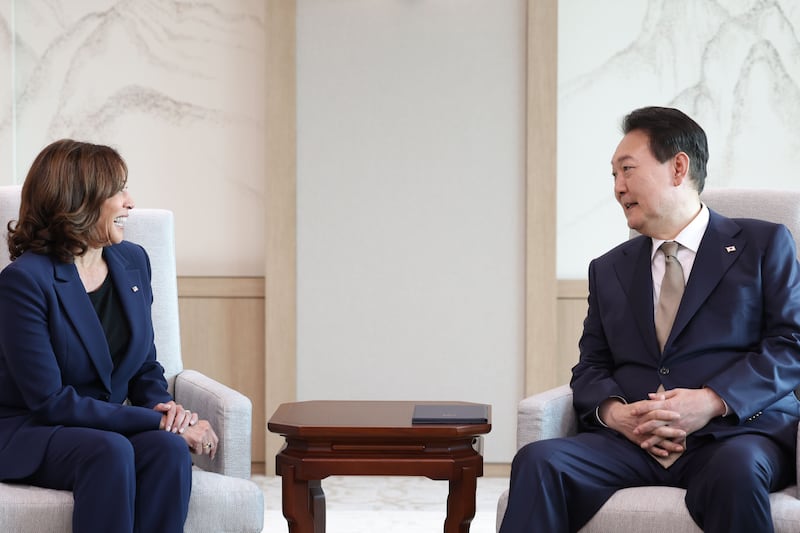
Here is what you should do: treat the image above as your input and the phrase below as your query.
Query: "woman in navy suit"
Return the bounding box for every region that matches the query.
[0,139,219,532]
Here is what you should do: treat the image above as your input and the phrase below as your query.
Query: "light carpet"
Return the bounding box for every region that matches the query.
[252,474,509,533]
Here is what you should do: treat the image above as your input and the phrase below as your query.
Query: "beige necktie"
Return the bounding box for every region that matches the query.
[652,241,685,467]
[655,241,685,353]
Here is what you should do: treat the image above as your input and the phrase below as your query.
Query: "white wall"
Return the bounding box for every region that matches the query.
[558,0,800,279]
[296,0,526,463]
[0,0,266,276]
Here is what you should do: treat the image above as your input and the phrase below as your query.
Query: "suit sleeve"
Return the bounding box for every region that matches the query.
[704,224,800,419]
[570,258,628,428]
[0,262,163,434]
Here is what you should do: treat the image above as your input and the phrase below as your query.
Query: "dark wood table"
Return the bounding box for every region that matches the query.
[267,400,492,533]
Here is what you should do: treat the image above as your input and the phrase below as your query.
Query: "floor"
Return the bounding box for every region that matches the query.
[252,474,509,533]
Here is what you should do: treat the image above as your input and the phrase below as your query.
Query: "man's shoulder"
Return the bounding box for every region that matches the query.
[707,210,795,250]
[593,234,648,264]
[709,209,784,234]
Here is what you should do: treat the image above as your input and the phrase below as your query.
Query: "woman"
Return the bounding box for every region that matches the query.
[0,139,218,532]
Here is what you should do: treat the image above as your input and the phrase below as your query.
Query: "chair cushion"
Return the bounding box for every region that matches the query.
[497,485,800,533]
[0,483,72,533]
[579,486,701,533]
[186,468,264,533]
[0,467,264,533]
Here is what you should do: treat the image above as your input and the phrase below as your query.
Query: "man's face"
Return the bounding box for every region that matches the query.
[611,129,677,237]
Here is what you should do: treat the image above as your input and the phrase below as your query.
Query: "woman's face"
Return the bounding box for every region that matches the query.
[98,187,135,245]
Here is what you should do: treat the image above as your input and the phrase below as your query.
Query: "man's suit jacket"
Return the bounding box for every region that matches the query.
[571,209,800,452]
[0,241,172,480]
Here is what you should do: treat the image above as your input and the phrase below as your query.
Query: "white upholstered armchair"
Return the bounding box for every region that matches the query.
[497,189,800,533]
[0,186,264,532]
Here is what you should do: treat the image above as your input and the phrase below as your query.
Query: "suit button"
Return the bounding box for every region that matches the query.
[659,367,670,375]
[100,394,110,401]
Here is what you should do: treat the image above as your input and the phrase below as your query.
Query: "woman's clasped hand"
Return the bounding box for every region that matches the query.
[154,401,219,458]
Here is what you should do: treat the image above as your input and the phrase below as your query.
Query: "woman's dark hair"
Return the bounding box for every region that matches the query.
[8,139,128,262]
[622,106,709,193]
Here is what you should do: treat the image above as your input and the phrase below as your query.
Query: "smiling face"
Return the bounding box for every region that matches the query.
[12,140,136,262]
[97,187,134,245]
[611,129,695,239]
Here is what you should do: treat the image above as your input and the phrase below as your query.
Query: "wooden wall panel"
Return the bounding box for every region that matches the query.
[265,0,297,476]
[177,277,266,466]
[525,0,559,395]
[556,280,588,386]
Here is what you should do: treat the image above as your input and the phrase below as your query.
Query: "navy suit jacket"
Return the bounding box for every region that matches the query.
[0,241,172,480]
[571,209,800,452]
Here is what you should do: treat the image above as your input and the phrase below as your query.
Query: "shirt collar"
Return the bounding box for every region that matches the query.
[651,203,709,259]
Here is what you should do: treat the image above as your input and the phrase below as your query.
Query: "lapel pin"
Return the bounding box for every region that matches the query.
[131,286,139,293]
[725,246,736,253]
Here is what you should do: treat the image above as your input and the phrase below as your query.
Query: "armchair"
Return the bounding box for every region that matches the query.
[0,186,264,532]
[496,188,800,532]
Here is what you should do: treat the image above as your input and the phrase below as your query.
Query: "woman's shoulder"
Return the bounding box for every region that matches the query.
[2,250,55,272]
[105,240,150,266]
[0,251,57,289]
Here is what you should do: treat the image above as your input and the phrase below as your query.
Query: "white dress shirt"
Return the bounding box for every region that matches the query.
[650,203,709,308]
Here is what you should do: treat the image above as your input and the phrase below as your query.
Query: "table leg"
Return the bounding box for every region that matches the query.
[444,465,478,533]
[310,480,326,533]
[281,465,326,533]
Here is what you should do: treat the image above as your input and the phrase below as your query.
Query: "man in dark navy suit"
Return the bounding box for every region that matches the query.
[500,107,800,532]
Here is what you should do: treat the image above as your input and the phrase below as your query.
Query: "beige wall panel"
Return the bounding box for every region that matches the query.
[525,0,559,396]
[178,277,265,465]
[556,280,588,386]
[265,0,297,476]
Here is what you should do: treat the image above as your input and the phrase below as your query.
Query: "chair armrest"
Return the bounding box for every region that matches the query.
[174,369,253,479]
[796,423,800,497]
[516,384,578,450]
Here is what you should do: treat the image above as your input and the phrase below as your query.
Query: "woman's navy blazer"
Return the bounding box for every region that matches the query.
[0,241,172,480]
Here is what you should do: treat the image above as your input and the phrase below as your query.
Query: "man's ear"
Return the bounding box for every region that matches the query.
[673,152,690,185]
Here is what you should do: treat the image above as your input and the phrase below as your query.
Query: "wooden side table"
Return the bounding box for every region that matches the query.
[267,400,492,533]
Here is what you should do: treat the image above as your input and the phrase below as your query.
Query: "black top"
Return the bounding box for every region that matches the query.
[88,274,130,369]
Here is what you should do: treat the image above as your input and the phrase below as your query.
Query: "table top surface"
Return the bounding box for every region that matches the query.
[267,400,492,439]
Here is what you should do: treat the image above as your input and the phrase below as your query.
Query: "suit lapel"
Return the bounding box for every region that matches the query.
[614,237,660,359]
[105,246,147,368]
[52,245,147,391]
[53,260,113,392]
[667,211,744,351]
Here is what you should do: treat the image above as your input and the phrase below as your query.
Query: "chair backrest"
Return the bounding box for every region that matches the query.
[700,188,800,259]
[0,185,184,385]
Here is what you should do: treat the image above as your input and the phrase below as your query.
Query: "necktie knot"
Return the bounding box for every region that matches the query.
[661,241,680,261]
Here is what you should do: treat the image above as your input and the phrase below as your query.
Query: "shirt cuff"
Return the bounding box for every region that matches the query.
[596,396,627,427]
[720,398,730,417]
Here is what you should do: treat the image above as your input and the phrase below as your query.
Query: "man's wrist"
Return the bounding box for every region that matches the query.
[703,386,728,417]
[596,396,626,427]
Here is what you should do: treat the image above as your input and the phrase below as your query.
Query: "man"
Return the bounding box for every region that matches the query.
[499,106,800,532]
